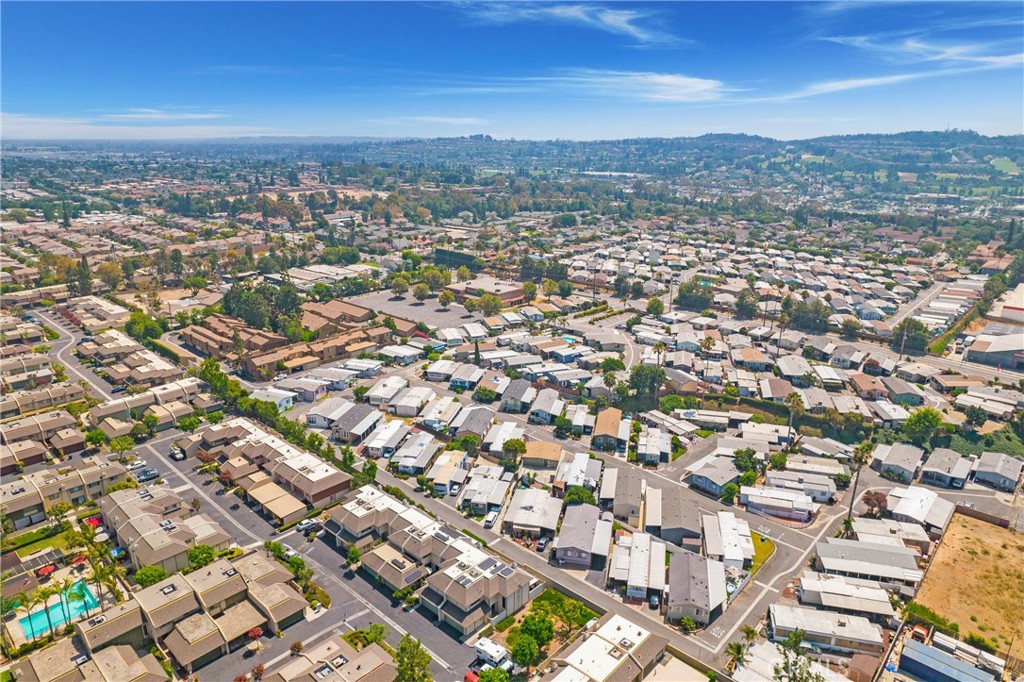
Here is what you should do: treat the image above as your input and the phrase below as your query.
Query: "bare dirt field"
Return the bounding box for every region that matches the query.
[916,513,1024,657]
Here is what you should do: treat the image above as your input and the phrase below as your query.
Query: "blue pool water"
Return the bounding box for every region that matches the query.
[18,580,99,639]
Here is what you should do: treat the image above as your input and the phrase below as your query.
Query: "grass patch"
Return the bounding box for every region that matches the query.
[15,530,69,558]
[940,425,1024,459]
[749,531,776,576]
[694,429,714,439]
[343,629,396,658]
[1,670,13,682]
[530,589,597,629]
[2,522,70,554]
[991,157,1021,174]
[495,616,517,632]
[462,529,488,547]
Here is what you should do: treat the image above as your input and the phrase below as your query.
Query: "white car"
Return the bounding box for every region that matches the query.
[127,460,147,471]
[284,549,299,559]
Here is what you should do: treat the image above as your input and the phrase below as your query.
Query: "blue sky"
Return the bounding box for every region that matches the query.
[3,1,1021,140]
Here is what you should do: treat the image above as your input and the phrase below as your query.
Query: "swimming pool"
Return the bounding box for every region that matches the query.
[18,580,99,640]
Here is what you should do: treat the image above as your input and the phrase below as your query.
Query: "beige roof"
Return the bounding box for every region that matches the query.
[163,613,226,668]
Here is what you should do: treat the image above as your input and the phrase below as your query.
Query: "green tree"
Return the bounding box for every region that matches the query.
[85,429,106,448]
[183,275,208,296]
[177,416,201,432]
[563,486,596,507]
[891,318,930,354]
[391,276,410,297]
[522,281,537,303]
[735,289,758,319]
[134,565,168,587]
[188,544,215,568]
[725,641,748,672]
[437,289,455,308]
[501,438,526,460]
[629,365,665,397]
[840,318,861,338]
[511,633,539,667]
[903,407,942,446]
[477,669,509,682]
[720,482,739,505]
[478,294,503,316]
[646,297,665,316]
[142,413,160,436]
[456,266,473,282]
[600,357,626,373]
[412,283,430,302]
[96,261,124,291]
[47,501,72,526]
[963,405,987,427]
[520,613,555,647]
[347,544,361,566]
[109,435,135,454]
[542,279,559,297]
[845,442,873,524]
[362,459,377,482]
[772,630,824,682]
[395,633,433,682]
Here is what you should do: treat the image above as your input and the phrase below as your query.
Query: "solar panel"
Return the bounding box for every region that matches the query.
[479,558,496,571]
[498,567,514,577]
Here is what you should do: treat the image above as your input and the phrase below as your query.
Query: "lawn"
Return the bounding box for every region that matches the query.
[941,425,1024,459]
[14,529,70,558]
[916,514,1024,658]
[694,429,714,439]
[991,157,1021,174]
[749,531,776,576]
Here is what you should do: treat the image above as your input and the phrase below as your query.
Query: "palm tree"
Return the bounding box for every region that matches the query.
[741,625,759,644]
[726,641,748,672]
[17,591,40,643]
[0,594,18,656]
[67,581,92,620]
[784,392,804,445]
[846,442,874,524]
[36,585,58,639]
[652,342,667,368]
[56,576,76,626]
[89,557,111,613]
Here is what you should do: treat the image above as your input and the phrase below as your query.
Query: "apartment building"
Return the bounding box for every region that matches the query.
[0,455,128,528]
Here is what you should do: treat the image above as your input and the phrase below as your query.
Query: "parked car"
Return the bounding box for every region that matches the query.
[536,537,550,553]
[449,483,462,497]
[284,549,299,559]
[296,518,321,533]
[649,594,660,610]
[483,511,498,528]
[170,449,185,461]
[111,386,126,394]
[126,460,147,472]
[134,468,159,483]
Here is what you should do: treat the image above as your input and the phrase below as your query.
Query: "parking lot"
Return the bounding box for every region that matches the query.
[351,289,480,329]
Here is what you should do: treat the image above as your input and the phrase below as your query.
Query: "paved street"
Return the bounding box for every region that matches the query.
[137,430,473,681]
[35,309,114,400]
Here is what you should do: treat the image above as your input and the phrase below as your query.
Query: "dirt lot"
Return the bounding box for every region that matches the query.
[916,514,1024,657]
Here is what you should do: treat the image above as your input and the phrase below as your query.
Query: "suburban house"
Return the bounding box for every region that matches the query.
[665,551,728,627]
[553,503,612,570]
[591,407,623,451]
[973,451,1023,492]
[872,443,923,482]
[918,448,971,488]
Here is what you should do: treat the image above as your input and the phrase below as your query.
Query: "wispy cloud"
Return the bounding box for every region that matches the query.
[823,34,1023,67]
[454,2,680,46]
[409,69,728,102]
[1,112,282,139]
[101,108,227,121]
[549,68,727,101]
[369,116,489,126]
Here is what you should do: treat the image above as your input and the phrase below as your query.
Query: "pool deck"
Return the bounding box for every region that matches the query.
[6,564,118,649]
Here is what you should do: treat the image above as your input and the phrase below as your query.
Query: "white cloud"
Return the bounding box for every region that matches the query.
[549,68,727,101]
[824,33,1023,68]
[456,3,679,45]
[1,112,282,139]
[100,108,227,121]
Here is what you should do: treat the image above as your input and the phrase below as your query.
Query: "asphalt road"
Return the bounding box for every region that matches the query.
[136,429,472,681]
[35,309,113,400]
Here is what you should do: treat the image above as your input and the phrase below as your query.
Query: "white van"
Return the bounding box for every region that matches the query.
[483,511,498,529]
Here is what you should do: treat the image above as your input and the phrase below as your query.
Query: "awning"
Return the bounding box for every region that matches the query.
[72,555,88,565]
[36,564,56,577]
